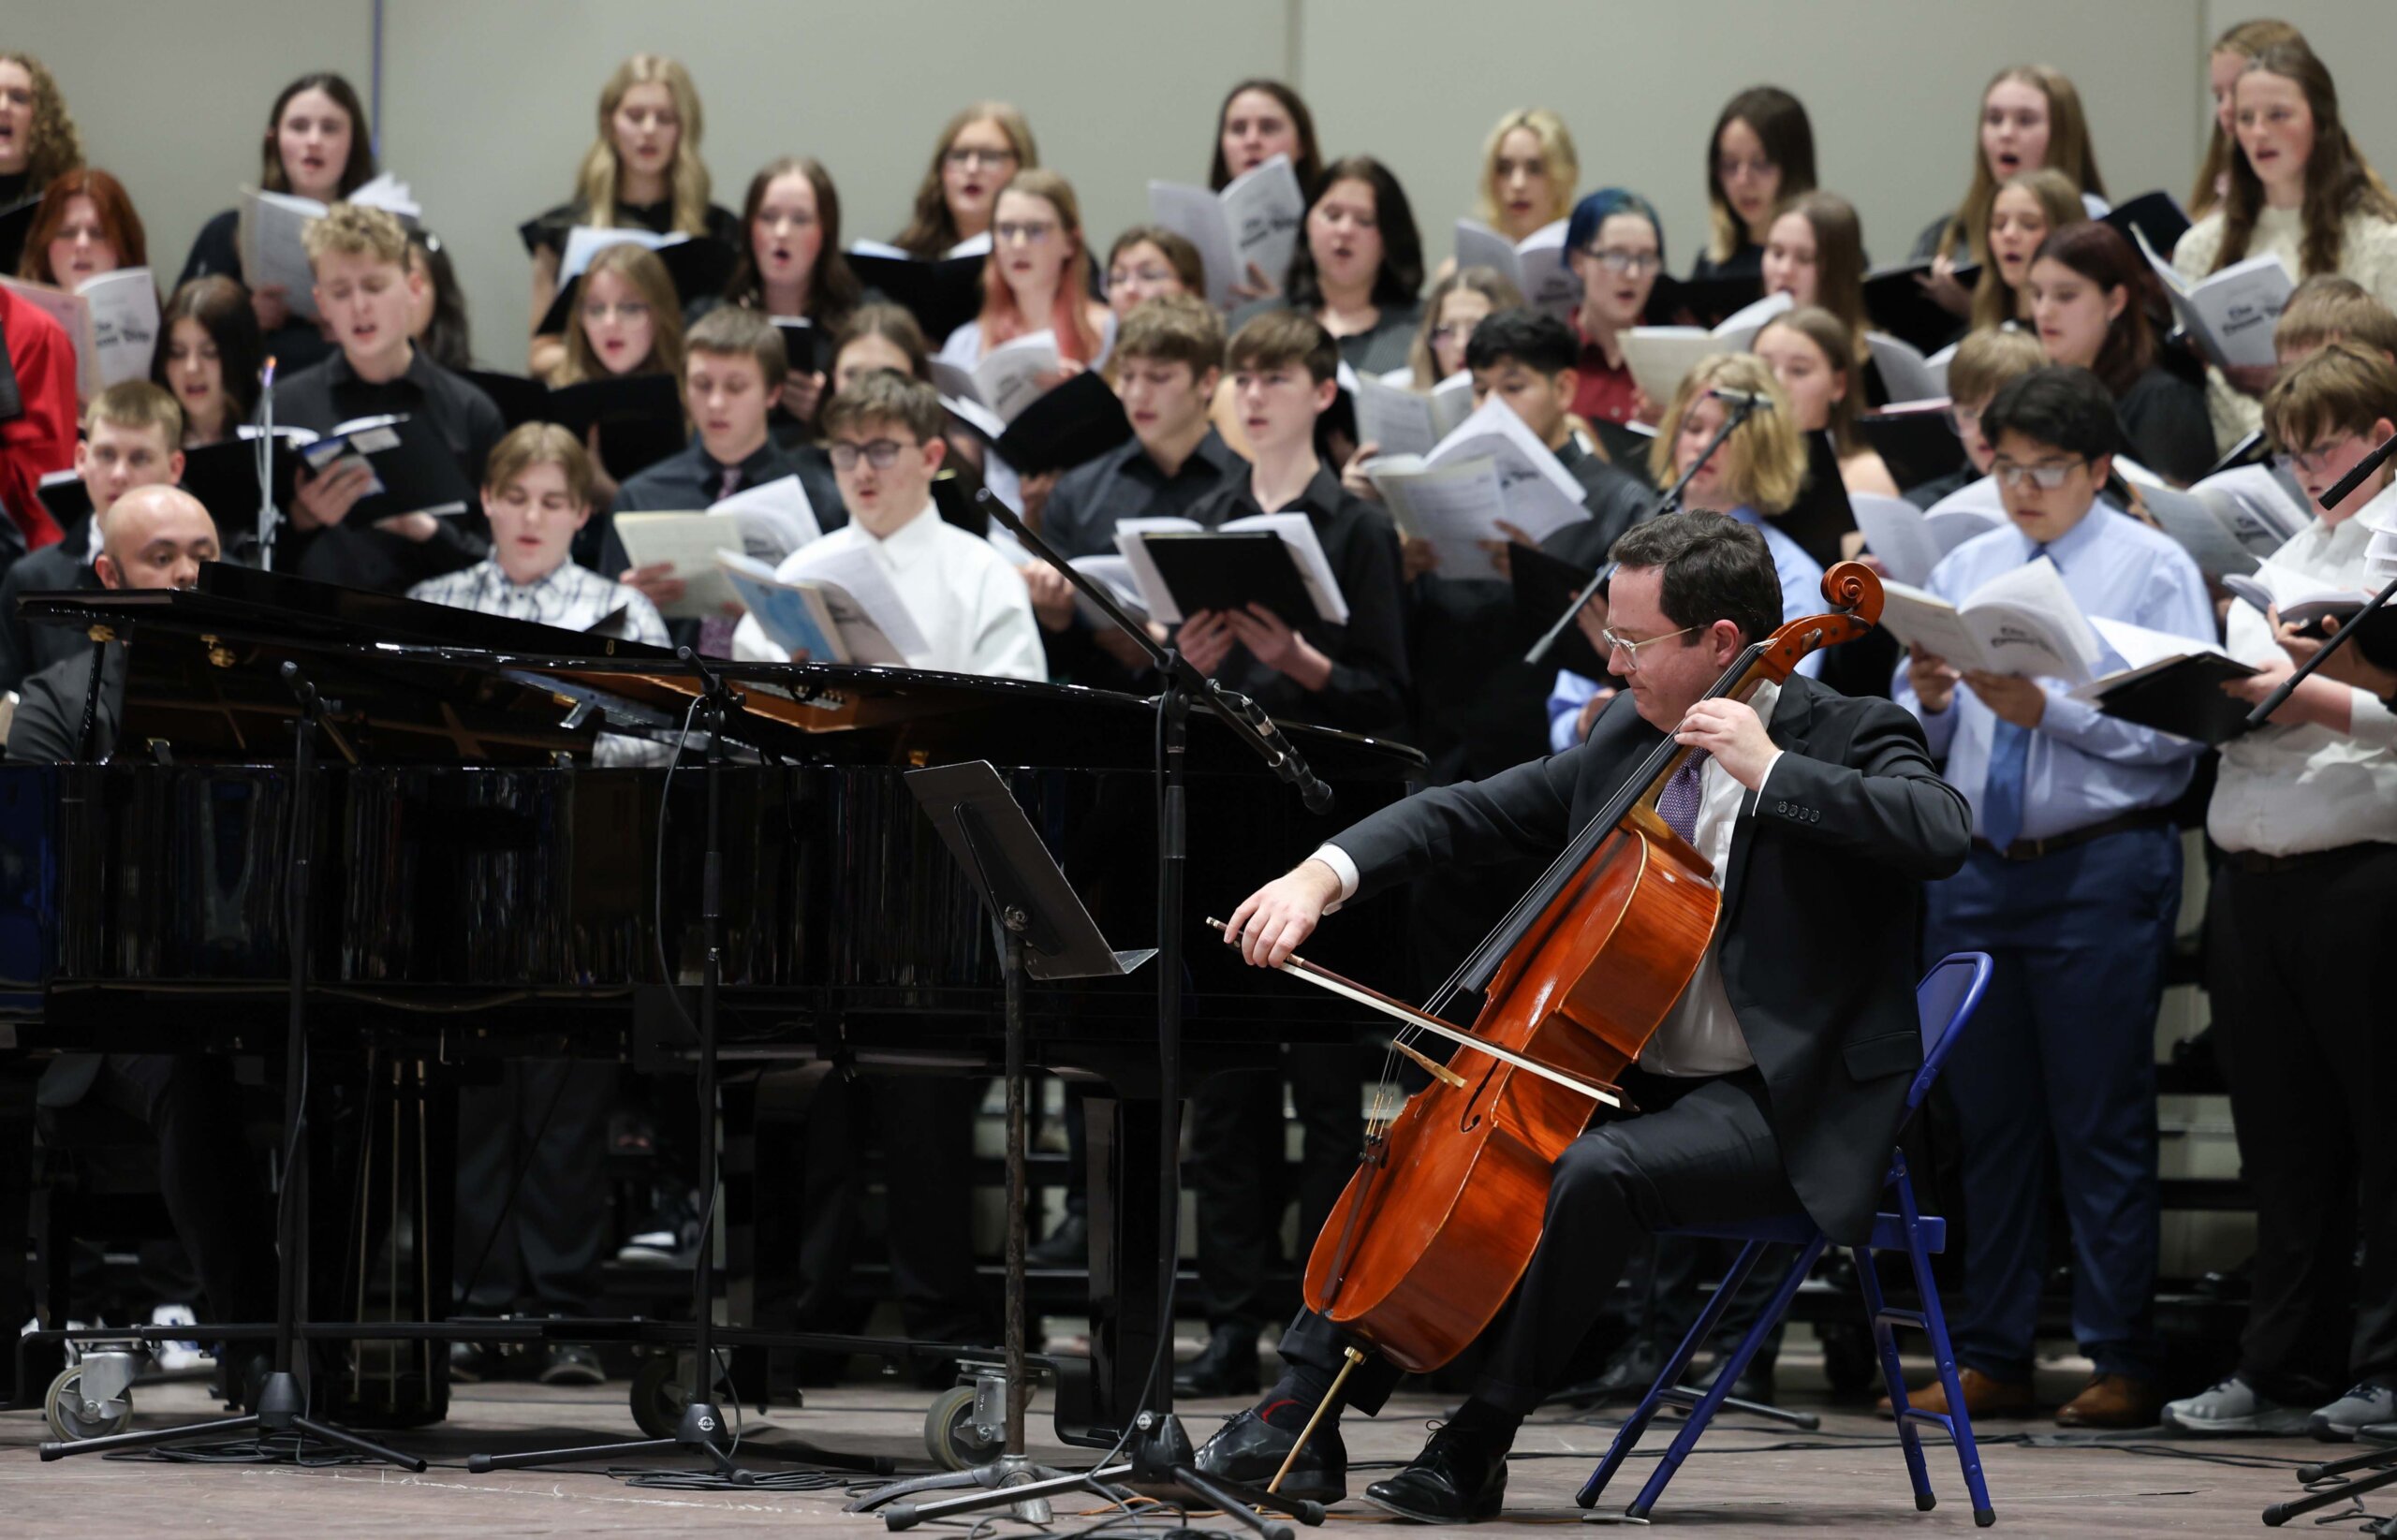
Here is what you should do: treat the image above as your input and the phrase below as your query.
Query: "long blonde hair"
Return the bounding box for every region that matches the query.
[1968,169,2088,333]
[1650,353,1804,514]
[2189,19,2306,220]
[893,102,1038,258]
[572,55,713,237]
[1474,109,1578,231]
[1935,65,2105,263]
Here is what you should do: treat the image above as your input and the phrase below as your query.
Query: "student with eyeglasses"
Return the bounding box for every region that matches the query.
[1693,87,1816,284]
[1563,188,1666,425]
[890,103,1037,259]
[1903,327,2047,509]
[1889,364,2212,1432]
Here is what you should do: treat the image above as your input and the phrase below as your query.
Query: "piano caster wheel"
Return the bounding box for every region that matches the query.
[45,1361,134,1442]
[925,1382,1003,1471]
[631,1351,736,1441]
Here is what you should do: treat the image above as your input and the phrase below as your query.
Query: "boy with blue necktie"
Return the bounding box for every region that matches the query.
[1890,365,2213,1430]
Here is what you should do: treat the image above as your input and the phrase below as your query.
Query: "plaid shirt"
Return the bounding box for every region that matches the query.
[408,557,669,645]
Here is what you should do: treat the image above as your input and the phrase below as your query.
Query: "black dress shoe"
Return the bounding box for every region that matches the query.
[1193,1406,1346,1503]
[1363,1424,1507,1524]
[1545,1334,1666,1409]
[1174,1323,1261,1398]
[1027,1210,1088,1269]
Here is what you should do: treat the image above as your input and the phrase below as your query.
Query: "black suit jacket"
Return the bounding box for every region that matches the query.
[1332,673,1971,1243]
[5,639,123,765]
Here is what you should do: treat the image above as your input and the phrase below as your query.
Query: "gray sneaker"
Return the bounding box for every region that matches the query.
[2163,1375,2313,1436]
[2310,1381,2397,1442]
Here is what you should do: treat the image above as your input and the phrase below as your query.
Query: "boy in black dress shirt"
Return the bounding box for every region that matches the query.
[275,202,501,593]
[1171,311,1403,1397]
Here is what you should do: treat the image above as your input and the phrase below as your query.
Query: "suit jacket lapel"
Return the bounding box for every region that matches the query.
[1720,676,1819,921]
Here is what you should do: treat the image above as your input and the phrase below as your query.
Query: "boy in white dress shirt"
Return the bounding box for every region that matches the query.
[731,369,1042,680]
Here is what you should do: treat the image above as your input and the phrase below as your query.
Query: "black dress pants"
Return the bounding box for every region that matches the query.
[1187,1043,1365,1332]
[1279,1066,1797,1415]
[452,1060,613,1316]
[91,1054,276,1325]
[2208,843,2397,1400]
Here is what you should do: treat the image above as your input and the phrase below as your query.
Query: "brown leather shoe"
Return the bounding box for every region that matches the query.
[1876,1368,2036,1419]
[2054,1373,2163,1429]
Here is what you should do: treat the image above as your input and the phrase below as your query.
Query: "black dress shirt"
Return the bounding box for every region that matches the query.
[272,346,504,593]
[1183,464,1408,741]
[520,197,742,260]
[1043,429,1246,559]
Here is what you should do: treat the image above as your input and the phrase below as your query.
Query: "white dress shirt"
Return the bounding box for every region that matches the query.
[2208,507,2397,856]
[1313,682,1781,1078]
[729,502,1046,682]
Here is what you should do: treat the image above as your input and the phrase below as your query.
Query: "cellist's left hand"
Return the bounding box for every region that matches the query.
[1673,698,1781,790]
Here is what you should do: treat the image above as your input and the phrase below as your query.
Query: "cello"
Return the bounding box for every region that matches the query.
[1222,561,1884,1438]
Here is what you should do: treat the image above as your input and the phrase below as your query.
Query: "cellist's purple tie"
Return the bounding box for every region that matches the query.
[1657,752,1710,846]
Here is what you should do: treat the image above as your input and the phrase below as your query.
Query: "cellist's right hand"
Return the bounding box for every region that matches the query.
[1225,859,1345,968]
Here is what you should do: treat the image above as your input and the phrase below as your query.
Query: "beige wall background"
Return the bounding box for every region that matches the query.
[13,2,2396,372]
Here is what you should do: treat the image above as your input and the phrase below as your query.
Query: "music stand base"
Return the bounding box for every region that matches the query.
[39,1371,425,1470]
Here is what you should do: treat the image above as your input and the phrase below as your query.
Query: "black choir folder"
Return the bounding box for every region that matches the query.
[534,237,739,337]
[846,246,986,345]
[463,369,685,480]
[2069,616,2261,746]
[1507,542,1611,682]
[296,413,476,521]
[1113,512,1347,631]
[993,369,1134,477]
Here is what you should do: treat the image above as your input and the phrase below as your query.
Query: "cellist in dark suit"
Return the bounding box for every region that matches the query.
[1199,511,1972,1525]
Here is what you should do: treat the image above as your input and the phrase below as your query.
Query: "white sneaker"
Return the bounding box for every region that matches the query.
[2310,1381,2397,1442]
[2163,1374,2313,1436]
[150,1304,213,1373]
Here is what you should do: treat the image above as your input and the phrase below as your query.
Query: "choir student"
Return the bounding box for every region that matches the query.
[2028,222,2213,484]
[546,242,684,509]
[1208,79,1324,300]
[1914,65,2109,313]
[730,369,1040,679]
[15,167,143,288]
[1104,225,1203,321]
[522,55,737,379]
[404,228,472,374]
[1754,307,1900,499]
[2188,18,2307,222]
[721,155,863,437]
[2173,40,2397,451]
[1248,155,1425,377]
[0,380,183,693]
[1904,327,2046,507]
[1564,187,1666,425]
[153,276,262,448]
[1967,169,2087,334]
[275,202,500,593]
[1475,108,1577,244]
[2272,275,2397,367]
[936,169,1111,370]
[1694,86,1816,283]
[1041,293,1238,560]
[2161,341,2397,1440]
[891,102,1037,259]
[0,51,82,271]
[1890,365,2212,1430]
[177,72,376,374]
[1402,265,1519,390]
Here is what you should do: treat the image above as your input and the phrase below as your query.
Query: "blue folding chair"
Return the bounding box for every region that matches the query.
[1577,951,1996,1526]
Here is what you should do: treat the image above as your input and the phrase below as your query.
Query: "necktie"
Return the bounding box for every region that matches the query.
[1658,751,1710,846]
[696,463,745,656]
[1978,543,2047,850]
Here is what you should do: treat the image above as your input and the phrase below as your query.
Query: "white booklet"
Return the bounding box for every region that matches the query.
[1925,473,2007,522]
[772,535,932,660]
[1876,556,2105,683]
[1363,395,1593,579]
[2222,556,2375,628]
[237,187,328,318]
[1453,217,1579,318]
[1848,491,2004,588]
[1618,291,1793,405]
[1864,332,1941,404]
[1146,155,1305,311]
[929,329,1059,424]
[1112,511,1347,626]
[2193,462,2310,551]
[1352,369,1477,459]
[0,268,160,396]
[1066,552,1151,625]
[611,477,825,619]
[2134,227,2292,370]
[715,548,915,666]
[558,224,684,284]
[2139,482,2268,579]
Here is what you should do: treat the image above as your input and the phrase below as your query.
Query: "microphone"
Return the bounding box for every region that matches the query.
[1707,388,1775,409]
[2318,427,2397,510]
[255,356,281,565]
[1215,688,1333,814]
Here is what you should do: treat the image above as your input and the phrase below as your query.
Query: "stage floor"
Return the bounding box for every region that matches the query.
[0,1363,2354,1536]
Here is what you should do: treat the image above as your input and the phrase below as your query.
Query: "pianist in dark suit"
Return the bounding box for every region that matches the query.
[1199,512,1971,1523]
[6,485,277,1390]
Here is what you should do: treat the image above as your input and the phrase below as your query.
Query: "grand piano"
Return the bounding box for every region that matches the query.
[0,562,1422,1440]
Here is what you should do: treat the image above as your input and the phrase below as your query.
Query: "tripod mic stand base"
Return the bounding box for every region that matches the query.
[468,1398,739,1475]
[38,1371,426,1471]
[1126,1412,1323,1539]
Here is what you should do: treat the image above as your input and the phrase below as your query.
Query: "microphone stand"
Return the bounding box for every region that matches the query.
[2243,425,2397,731]
[1523,391,1763,667]
[964,489,1325,1538]
[255,357,280,570]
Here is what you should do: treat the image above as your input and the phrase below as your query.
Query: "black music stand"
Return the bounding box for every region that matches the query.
[851,760,1153,1527]
[41,664,426,1472]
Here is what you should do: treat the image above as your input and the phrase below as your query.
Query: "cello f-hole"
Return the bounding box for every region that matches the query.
[1456,1058,1503,1134]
